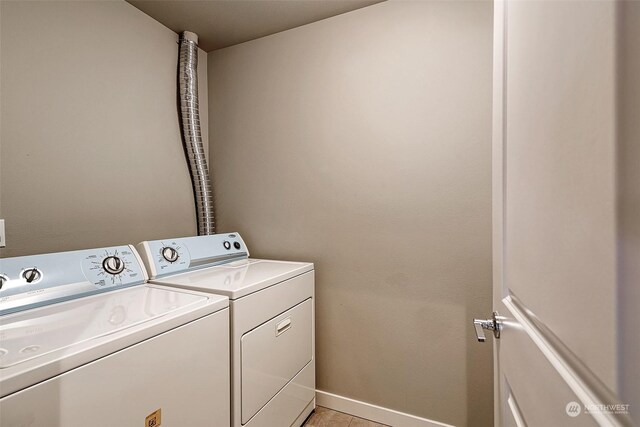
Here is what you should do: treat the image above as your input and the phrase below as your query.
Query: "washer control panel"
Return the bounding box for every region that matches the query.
[136,239,191,278]
[0,245,147,316]
[80,247,146,289]
[137,232,248,279]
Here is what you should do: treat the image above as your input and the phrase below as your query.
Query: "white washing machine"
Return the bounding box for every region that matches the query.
[0,245,230,427]
[137,233,315,427]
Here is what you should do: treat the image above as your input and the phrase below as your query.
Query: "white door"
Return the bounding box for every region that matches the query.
[482,1,639,426]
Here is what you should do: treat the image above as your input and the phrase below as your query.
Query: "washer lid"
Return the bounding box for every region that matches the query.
[151,259,314,300]
[0,285,227,369]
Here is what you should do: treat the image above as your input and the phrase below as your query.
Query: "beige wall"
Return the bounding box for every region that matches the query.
[208,2,493,426]
[0,0,208,257]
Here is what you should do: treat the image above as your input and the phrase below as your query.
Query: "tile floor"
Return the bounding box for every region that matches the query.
[303,406,388,427]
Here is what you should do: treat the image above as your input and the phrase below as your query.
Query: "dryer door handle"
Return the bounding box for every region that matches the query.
[275,318,292,336]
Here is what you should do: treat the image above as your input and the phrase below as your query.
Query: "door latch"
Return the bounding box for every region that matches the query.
[473,312,501,342]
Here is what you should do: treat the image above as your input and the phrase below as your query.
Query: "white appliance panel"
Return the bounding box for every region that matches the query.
[155,259,313,300]
[137,233,315,427]
[232,272,314,333]
[245,362,315,427]
[241,298,313,423]
[230,272,315,427]
[0,311,230,427]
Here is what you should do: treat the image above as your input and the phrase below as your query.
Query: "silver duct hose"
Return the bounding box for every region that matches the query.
[178,31,215,235]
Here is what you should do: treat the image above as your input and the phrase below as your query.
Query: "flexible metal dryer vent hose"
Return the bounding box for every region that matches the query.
[178,31,215,235]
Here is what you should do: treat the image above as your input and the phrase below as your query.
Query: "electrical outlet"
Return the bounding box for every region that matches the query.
[0,219,5,248]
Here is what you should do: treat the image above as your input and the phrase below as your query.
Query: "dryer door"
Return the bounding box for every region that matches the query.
[240,298,313,424]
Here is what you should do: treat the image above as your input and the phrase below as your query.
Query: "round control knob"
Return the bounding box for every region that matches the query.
[223,241,231,250]
[102,256,125,275]
[22,268,42,283]
[233,241,241,250]
[161,247,179,263]
[0,274,7,290]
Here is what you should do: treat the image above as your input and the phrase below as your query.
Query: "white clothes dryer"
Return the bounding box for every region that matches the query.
[0,245,230,427]
[137,233,315,427]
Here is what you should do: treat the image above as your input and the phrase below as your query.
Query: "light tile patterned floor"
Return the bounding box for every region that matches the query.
[303,406,389,427]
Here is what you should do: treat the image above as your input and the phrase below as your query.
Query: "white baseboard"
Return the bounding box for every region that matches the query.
[315,390,455,427]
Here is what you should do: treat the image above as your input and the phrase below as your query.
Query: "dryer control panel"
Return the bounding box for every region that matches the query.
[0,245,147,316]
[137,232,248,279]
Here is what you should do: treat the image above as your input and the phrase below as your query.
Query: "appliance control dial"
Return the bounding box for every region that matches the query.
[0,274,7,290]
[102,256,125,275]
[223,241,231,250]
[161,246,179,263]
[82,247,144,289]
[22,267,42,283]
